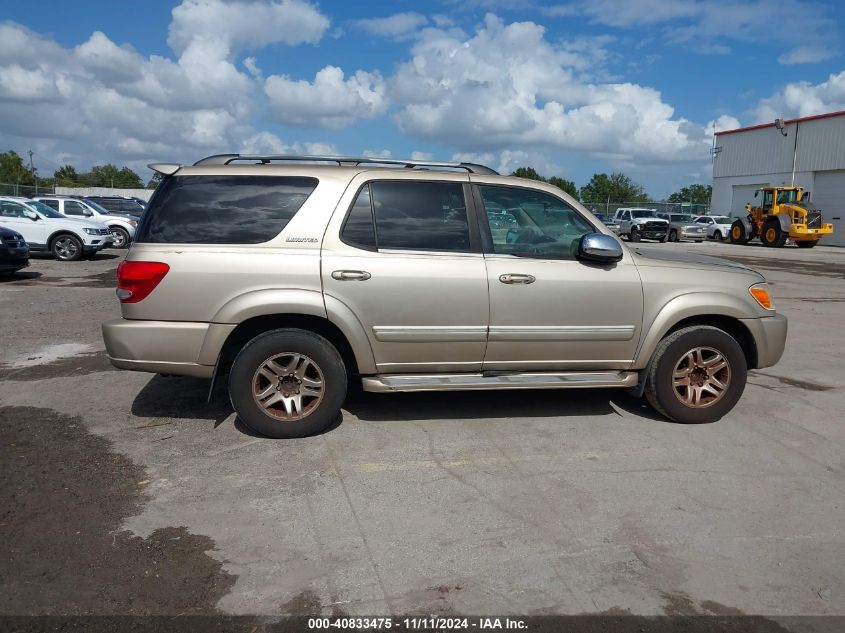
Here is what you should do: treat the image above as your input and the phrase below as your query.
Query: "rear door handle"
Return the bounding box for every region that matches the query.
[499,273,536,284]
[331,270,371,281]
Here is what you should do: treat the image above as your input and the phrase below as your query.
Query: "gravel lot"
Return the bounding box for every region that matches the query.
[1,243,843,620]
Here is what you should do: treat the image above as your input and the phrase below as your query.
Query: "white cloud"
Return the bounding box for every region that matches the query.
[0,0,335,173]
[410,151,434,160]
[168,0,329,54]
[778,45,839,66]
[754,71,845,122]
[708,114,741,133]
[265,65,388,128]
[362,149,392,158]
[391,15,710,164]
[352,12,428,40]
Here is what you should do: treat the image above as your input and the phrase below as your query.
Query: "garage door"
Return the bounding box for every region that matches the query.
[731,184,767,217]
[812,170,845,247]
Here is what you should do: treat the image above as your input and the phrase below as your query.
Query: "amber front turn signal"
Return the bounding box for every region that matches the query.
[749,285,774,310]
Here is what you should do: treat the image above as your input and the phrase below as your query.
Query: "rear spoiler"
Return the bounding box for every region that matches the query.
[147,163,181,176]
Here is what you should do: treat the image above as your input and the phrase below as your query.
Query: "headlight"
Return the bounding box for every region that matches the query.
[749,284,774,310]
[83,228,98,235]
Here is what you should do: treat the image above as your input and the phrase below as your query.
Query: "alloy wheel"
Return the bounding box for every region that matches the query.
[672,346,731,408]
[54,237,79,260]
[251,352,325,421]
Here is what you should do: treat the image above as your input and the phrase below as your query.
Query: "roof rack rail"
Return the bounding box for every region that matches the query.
[192,154,499,175]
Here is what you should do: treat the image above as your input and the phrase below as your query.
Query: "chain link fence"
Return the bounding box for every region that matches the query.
[581,201,711,217]
[0,182,56,197]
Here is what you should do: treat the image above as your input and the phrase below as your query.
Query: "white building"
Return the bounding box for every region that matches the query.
[711,110,845,247]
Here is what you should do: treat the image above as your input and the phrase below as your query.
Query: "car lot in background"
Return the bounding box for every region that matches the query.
[33,196,137,248]
[0,197,113,261]
[613,207,669,242]
[0,239,842,616]
[0,225,29,274]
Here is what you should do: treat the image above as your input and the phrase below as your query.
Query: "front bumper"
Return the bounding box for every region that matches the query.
[0,256,29,271]
[680,228,706,240]
[739,314,788,369]
[102,318,235,378]
[639,230,668,240]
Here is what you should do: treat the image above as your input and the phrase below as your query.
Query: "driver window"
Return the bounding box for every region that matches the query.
[478,185,594,260]
[1,201,25,217]
[762,190,773,211]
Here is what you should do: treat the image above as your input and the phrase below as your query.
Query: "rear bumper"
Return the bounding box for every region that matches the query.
[740,314,788,369]
[102,318,235,378]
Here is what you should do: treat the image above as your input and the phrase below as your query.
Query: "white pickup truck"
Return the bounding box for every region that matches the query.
[613,208,669,242]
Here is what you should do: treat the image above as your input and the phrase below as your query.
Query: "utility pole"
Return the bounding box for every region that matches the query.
[28,149,37,194]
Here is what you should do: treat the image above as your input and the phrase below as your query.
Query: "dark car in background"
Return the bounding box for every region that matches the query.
[83,196,146,217]
[0,226,30,275]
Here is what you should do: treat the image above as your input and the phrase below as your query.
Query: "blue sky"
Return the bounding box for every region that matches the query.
[2,0,844,197]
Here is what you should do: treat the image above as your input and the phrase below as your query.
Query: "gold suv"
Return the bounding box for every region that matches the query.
[102,154,787,438]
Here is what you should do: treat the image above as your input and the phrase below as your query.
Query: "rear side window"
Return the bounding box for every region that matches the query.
[41,199,60,211]
[371,181,469,252]
[341,185,377,251]
[137,176,318,244]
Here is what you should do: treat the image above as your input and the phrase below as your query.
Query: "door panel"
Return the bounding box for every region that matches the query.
[321,174,489,374]
[470,182,644,371]
[483,256,643,370]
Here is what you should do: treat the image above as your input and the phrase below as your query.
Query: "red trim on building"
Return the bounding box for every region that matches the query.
[714,109,845,136]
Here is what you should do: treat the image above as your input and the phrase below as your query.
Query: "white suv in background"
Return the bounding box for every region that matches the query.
[695,215,734,241]
[33,196,137,248]
[0,197,113,261]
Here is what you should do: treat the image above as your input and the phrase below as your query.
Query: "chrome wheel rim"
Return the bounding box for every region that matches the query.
[251,352,325,421]
[672,346,731,408]
[55,237,78,259]
[111,229,126,248]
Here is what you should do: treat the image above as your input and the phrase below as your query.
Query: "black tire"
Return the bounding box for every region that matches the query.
[760,218,787,248]
[713,230,722,241]
[669,229,678,242]
[796,240,817,249]
[110,226,130,249]
[228,328,346,439]
[657,235,667,243]
[644,325,747,424]
[629,227,641,242]
[51,233,83,261]
[729,220,748,245]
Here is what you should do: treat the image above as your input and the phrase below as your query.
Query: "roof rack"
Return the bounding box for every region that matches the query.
[192,153,499,175]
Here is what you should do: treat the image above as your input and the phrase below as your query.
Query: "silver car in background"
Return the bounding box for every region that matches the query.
[657,212,706,242]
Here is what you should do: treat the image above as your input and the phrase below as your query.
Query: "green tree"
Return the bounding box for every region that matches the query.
[547,176,579,200]
[668,184,712,204]
[83,164,144,188]
[147,172,162,189]
[54,165,80,185]
[580,172,648,204]
[511,166,544,181]
[0,150,36,186]
[510,166,580,200]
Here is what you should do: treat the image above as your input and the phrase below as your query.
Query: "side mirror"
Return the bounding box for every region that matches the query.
[578,232,623,264]
[25,212,39,221]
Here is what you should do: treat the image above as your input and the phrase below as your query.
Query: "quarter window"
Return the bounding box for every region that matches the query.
[137,175,318,244]
[41,199,60,211]
[478,185,594,259]
[340,185,377,251]
[371,181,470,252]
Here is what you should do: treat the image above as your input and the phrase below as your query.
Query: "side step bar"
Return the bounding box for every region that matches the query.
[362,371,638,393]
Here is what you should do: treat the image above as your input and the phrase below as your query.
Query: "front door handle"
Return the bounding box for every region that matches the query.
[331,270,371,281]
[499,273,536,285]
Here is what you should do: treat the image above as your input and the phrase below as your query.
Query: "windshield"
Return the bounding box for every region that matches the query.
[776,189,801,204]
[631,210,656,218]
[84,200,111,214]
[670,214,695,222]
[26,200,65,218]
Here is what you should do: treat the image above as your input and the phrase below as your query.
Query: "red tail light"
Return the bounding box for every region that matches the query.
[116,261,170,303]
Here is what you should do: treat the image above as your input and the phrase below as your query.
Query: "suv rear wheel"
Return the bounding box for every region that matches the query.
[228,329,347,438]
[644,325,747,424]
[110,226,130,249]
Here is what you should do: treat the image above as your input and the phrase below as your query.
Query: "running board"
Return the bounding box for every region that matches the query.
[361,371,638,393]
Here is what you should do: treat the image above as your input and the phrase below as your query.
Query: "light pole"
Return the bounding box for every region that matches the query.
[28,149,37,194]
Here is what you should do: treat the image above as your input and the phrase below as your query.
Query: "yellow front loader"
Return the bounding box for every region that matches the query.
[729,186,834,248]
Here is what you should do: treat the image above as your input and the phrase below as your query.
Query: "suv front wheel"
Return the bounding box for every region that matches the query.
[644,325,747,423]
[229,329,347,438]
